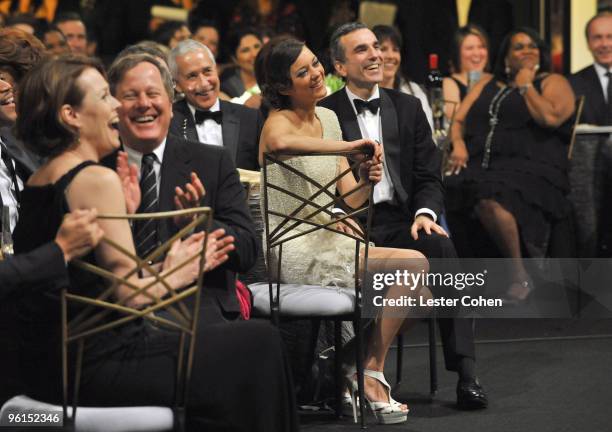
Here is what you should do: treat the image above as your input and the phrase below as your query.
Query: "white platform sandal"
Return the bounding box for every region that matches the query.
[346,369,408,424]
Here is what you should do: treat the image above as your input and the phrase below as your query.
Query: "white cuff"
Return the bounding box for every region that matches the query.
[415,208,437,223]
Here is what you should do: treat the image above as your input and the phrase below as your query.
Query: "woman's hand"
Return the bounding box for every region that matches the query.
[334,216,363,239]
[116,151,140,214]
[447,140,469,175]
[514,65,537,88]
[349,138,380,160]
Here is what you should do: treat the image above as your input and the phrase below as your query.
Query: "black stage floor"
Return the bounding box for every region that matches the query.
[299,319,612,432]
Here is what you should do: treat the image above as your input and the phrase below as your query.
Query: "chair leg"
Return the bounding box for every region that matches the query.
[428,317,438,398]
[395,334,403,392]
[334,320,343,419]
[353,317,366,429]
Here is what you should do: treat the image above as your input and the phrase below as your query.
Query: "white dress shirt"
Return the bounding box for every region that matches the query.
[188,99,223,147]
[0,137,22,232]
[124,138,166,196]
[345,85,437,221]
[593,62,612,103]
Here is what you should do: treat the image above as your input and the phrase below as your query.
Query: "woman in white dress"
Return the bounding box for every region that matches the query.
[257,37,432,425]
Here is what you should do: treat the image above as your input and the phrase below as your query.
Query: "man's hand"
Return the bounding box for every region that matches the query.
[410,214,449,240]
[174,172,206,227]
[203,228,235,272]
[334,216,362,238]
[55,209,104,262]
[116,151,141,214]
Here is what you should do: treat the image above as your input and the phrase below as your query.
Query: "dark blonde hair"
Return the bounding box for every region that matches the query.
[16,55,105,157]
[449,24,490,74]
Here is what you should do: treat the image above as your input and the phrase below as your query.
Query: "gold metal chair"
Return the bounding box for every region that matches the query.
[62,207,213,431]
[259,149,374,426]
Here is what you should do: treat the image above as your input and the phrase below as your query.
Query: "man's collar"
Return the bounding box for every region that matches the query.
[187,98,221,120]
[594,62,612,76]
[345,85,380,116]
[124,137,167,169]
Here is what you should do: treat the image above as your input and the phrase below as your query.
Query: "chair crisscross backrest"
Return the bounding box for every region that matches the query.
[261,150,374,322]
[62,207,213,431]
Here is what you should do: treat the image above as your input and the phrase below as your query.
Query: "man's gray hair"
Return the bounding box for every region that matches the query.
[330,22,369,63]
[167,39,215,80]
[108,53,175,101]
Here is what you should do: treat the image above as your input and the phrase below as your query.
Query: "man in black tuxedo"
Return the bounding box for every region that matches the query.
[108,54,257,321]
[168,39,261,171]
[569,10,612,256]
[319,22,487,409]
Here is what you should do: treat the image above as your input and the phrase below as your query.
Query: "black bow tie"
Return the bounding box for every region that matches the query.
[194,109,223,124]
[353,98,380,115]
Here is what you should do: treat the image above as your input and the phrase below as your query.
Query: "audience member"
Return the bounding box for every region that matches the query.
[449,27,575,301]
[259,36,431,425]
[221,26,262,99]
[152,20,191,49]
[54,12,88,55]
[569,10,612,256]
[320,22,488,410]
[39,24,70,56]
[12,54,297,432]
[0,209,102,297]
[5,13,38,34]
[372,24,433,130]
[168,39,261,170]
[442,24,491,121]
[189,18,220,58]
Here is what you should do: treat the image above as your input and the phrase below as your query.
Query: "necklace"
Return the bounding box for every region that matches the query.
[482,85,515,169]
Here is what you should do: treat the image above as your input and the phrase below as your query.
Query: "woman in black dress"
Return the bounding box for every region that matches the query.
[448,28,575,302]
[12,55,297,431]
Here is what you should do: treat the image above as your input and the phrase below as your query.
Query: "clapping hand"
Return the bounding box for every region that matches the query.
[203,228,235,272]
[116,151,140,214]
[173,172,206,227]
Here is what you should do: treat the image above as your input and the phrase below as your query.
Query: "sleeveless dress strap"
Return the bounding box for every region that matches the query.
[54,160,99,191]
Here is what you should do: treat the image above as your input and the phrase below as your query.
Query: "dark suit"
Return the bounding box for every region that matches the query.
[569,65,607,126]
[320,87,476,369]
[169,99,262,170]
[396,0,513,82]
[106,135,258,317]
[0,242,67,300]
[0,127,38,185]
[569,65,612,256]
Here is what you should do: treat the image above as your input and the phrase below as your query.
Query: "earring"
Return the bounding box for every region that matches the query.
[505,63,510,76]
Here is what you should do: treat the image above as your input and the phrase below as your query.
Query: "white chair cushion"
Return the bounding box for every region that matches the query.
[249,282,355,316]
[0,395,173,432]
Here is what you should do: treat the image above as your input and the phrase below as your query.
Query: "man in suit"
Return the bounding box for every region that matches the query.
[168,39,262,170]
[0,209,102,297]
[569,10,612,256]
[108,53,257,322]
[319,22,487,409]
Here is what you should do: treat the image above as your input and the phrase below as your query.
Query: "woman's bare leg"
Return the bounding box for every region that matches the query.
[475,199,530,299]
[357,246,431,407]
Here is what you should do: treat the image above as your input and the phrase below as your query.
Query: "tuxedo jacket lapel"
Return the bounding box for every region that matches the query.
[586,66,607,125]
[174,99,199,142]
[220,100,240,163]
[379,90,407,204]
[336,89,362,141]
[159,135,191,241]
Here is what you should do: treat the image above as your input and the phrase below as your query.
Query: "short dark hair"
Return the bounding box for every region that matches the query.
[108,53,174,101]
[493,27,551,83]
[227,26,262,58]
[585,9,612,39]
[53,12,84,26]
[188,17,218,34]
[0,28,46,84]
[16,55,105,157]
[329,22,368,63]
[372,25,402,50]
[6,13,38,32]
[152,21,187,47]
[449,24,490,73]
[258,37,305,110]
